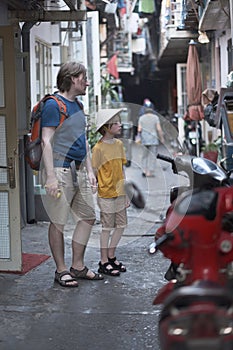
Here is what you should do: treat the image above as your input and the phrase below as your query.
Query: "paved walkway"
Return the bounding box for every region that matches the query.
[0,143,180,350]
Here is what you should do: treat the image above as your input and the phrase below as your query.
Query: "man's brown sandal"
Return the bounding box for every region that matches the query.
[108,257,126,272]
[70,266,104,280]
[54,270,79,287]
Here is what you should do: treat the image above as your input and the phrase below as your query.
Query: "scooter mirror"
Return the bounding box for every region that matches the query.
[124,181,145,209]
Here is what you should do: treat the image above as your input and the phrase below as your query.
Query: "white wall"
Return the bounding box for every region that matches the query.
[219,29,231,87]
[30,22,60,105]
[28,13,101,114]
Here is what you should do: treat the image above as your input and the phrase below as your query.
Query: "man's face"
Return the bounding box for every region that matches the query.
[72,73,90,95]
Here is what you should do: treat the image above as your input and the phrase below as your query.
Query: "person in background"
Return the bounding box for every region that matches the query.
[92,109,130,276]
[138,98,155,117]
[137,107,164,177]
[41,61,103,288]
[85,0,96,10]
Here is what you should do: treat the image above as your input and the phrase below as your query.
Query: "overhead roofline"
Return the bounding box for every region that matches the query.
[8,10,87,22]
[199,0,230,31]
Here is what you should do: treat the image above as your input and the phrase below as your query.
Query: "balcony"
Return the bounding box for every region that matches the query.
[158,0,198,69]
[199,0,230,31]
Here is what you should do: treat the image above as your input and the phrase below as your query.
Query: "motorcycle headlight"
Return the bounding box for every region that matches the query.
[219,326,233,335]
[190,138,197,145]
[168,326,188,336]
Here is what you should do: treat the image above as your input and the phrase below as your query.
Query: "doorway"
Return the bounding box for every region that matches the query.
[0,26,22,271]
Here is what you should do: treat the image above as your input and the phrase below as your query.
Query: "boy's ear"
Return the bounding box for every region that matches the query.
[103,125,109,132]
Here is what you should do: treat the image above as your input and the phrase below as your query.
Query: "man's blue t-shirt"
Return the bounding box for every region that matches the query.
[41,95,87,165]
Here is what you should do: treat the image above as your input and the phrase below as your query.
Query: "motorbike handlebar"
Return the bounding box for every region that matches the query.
[157,154,178,174]
[157,153,173,163]
[148,233,174,254]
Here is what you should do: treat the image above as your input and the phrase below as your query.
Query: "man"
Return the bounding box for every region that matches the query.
[137,107,164,177]
[41,62,103,287]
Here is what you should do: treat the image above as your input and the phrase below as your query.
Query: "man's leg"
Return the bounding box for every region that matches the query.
[71,219,98,278]
[49,222,78,286]
[148,145,157,174]
[141,144,148,174]
[48,223,66,271]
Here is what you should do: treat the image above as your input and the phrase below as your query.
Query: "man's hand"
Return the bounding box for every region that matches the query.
[45,178,60,198]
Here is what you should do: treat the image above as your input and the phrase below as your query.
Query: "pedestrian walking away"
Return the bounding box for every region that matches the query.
[92,109,130,276]
[137,107,164,177]
[41,61,103,288]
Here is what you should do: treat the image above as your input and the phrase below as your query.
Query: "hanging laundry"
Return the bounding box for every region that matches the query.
[139,0,155,14]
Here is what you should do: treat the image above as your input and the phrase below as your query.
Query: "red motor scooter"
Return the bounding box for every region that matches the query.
[149,154,233,350]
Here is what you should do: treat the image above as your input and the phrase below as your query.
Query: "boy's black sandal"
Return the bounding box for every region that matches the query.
[98,262,120,276]
[108,257,126,272]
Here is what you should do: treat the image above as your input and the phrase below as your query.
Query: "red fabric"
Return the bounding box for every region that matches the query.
[188,105,204,121]
[186,44,204,121]
[0,253,50,275]
[107,54,119,79]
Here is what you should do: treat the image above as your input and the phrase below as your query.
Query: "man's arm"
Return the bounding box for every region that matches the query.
[41,126,59,198]
[156,122,165,144]
[85,141,97,193]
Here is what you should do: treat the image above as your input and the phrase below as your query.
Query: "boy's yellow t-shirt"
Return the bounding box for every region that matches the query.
[92,138,127,198]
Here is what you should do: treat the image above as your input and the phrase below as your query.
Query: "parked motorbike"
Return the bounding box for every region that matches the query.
[149,153,233,350]
[183,120,205,156]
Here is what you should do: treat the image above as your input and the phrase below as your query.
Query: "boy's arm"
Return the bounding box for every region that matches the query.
[123,165,130,208]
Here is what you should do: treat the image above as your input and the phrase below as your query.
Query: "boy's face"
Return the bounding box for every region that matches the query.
[108,115,122,135]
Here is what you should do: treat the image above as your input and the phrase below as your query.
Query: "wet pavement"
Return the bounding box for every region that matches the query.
[0,144,182,350]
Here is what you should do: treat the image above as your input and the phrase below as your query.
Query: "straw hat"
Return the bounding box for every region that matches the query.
[95,108,122,131]
[202,89,218,103]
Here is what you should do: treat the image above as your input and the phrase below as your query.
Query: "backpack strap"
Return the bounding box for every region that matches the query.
[75,98,84,111]
[50,94,83,124]
[45,94,68,125]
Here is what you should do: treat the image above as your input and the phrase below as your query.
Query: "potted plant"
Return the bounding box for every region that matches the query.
[101,74,120,107]
[202,142,218,163]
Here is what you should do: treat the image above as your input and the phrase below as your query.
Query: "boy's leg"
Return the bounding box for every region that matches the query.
[108,227,124,258]
[97,197,120,275]
[100,228,111,263]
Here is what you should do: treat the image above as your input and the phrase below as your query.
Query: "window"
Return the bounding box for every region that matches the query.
[227,39,233,73]
[176,63,187,116]
[35,40,52,101]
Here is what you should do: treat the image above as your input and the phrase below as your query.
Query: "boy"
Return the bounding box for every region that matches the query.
[92,109,130,276]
